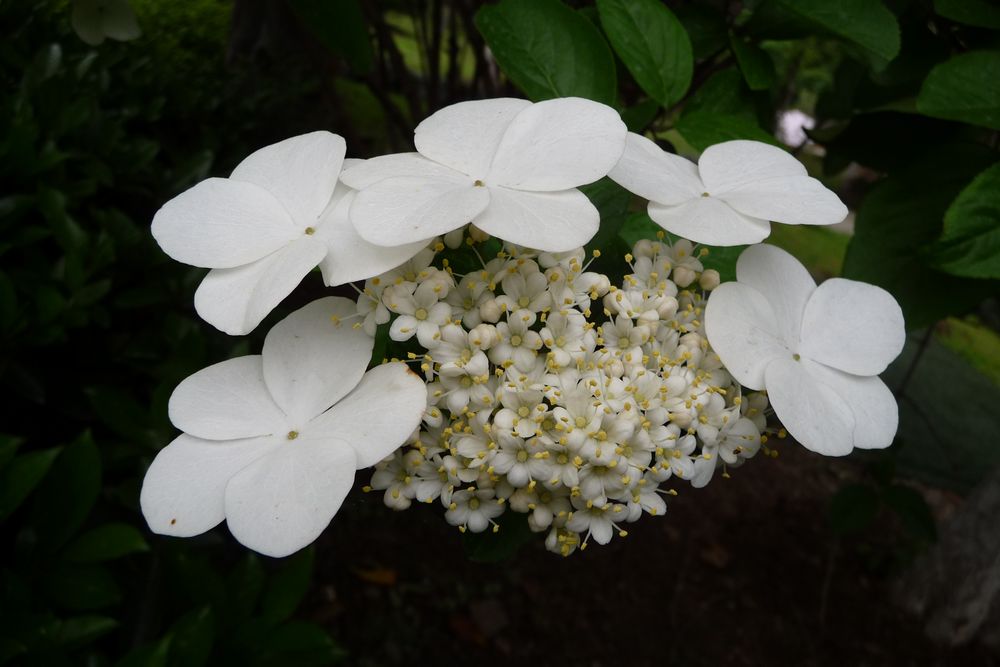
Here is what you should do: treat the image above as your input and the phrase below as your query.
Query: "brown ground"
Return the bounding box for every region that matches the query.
[310,445,997,667]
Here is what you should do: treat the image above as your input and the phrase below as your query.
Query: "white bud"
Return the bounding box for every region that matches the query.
[479,299,501,323]
[698,269,721,291]
[669,411,692,428]
[672,266,696,288]
[469,225,491,243]
[443,228,465,249]
[657,295,679,319]
[469,323,499,350]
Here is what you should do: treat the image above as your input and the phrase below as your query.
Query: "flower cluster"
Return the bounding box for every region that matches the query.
[140,94,905,559]
[360,229,769,554]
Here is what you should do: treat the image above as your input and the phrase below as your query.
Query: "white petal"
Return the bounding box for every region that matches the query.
[305,363,425,469]
[704,283,789,390]
[608,132,703,204]
[487,98,628,191]
[224,437,357,557]
[339,153,467,190]
[800,278,906,376]
[690,457,717,489]
[765,358,855,457]
[805,361,898,450]
[717,175,848,226]
[151,178,296,269]
[473,187,599,252]
[350,176,490,247]
[230,131,346,227]
[168,356,288,440]
[648,197,771,246]
[414,98,531,179]
[194,236,327,336]
[699,140,806,193]
[314,191,428,286]
[140,433,279,538]
[262,297,375,425]
[735,244,816,348]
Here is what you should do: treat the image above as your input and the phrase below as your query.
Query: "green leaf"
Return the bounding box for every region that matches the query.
[168,607,214,667]
[64,522,150,562]
[45,563,122,611]
[596,0,692,106]
[932,161,1000,279]
[772,0,900,64]
[917,50,1000,131]
[462,511,534,562]
[0,434,23,471]
[287,0,373,74]
[883,485,937,542]
[675,4,728,60]
[117,636,172,667]
[0,447,61,521]
[729,34,775,91]
[228,554,265,620]
[828,483,880,535]
[30,431,101,552]
[676,112,780,151]
[843,144,1000,329]
[683,67,754,117]
[475,0,617,105]
[55,615,118,647]
[249,621,343,666]
[934,0,1000,29]
[620,98,661,131]
[258,548,314,626]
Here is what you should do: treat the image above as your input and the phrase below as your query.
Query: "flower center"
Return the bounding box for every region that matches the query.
[557,453,569,465]
[575,416,588,428]
[286,430,299,440]
[304,226,316,235]
[469,498,480,510]
[460,376,473,388]
[516,450,529,463]
[700,192,710,198]
[793,353,801,361]
[473,179,485,187]
[556,336,567,347]
[510,334,523,347]
[518,296,531,307]
[414,308,429,321]
[518,406,531,418]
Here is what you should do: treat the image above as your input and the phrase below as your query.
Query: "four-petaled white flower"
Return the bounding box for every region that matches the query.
[609,133,848,246]
[139,297,426,557]
[340,97,628,252]
[704,244,905,456]
[151,135,425,334]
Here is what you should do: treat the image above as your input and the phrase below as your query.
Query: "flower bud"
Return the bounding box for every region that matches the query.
[669,411,692,428]
[657,295,679,319]
[479,299,501,323]
[672,266,696,288]
[468,225,490,243]
[469,323,499,350]
[443,228,465,249]
[699,269,721,291]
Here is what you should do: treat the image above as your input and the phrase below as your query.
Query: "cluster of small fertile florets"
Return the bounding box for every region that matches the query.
[360,229,769,555]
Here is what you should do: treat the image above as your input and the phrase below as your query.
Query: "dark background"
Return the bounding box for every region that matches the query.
[2,0,999,665]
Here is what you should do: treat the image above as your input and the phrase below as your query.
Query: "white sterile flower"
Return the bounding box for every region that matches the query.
[705,244,905,456]
[341,97,627,252]
[609,133,848,246]
[140,297,426,557]
[151,136,425,335]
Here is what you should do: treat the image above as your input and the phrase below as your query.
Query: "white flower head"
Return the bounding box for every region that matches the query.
[704,244,905,456]
[341,97,628,252]
[609,133,848,246]
[139,297,426,557]
[151,135,425,334]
